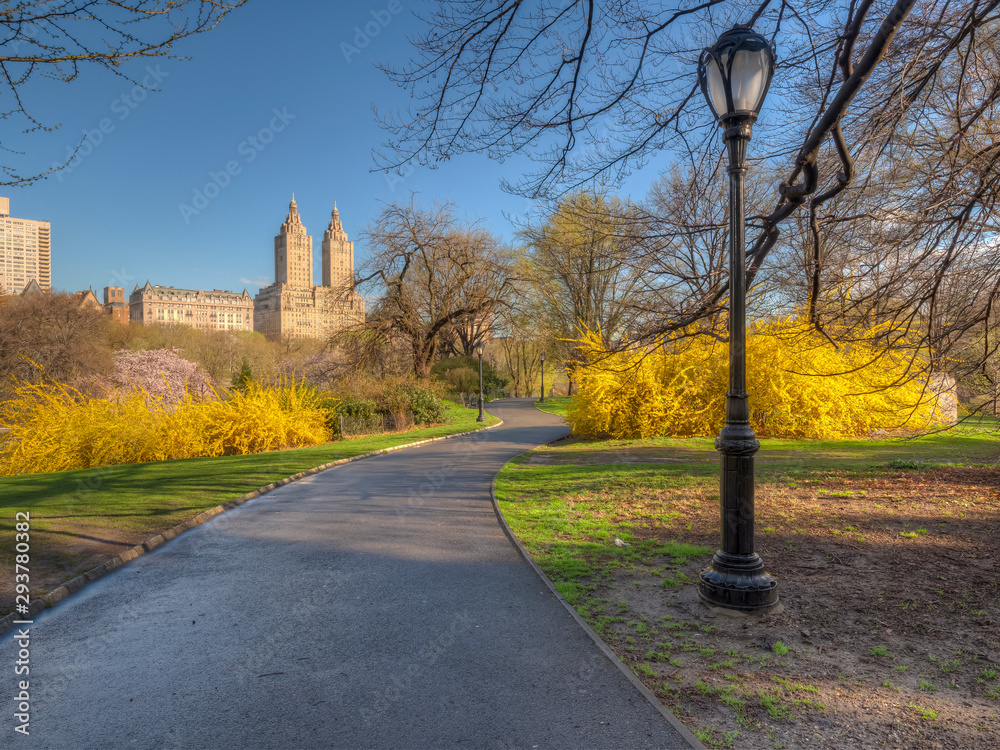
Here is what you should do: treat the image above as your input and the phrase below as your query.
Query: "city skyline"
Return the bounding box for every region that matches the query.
[123,196,364,341]
[2,3,664,299]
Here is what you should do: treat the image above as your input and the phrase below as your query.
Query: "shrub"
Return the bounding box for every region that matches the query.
[568,318,944,440]
[0,378,330,476]
[335,396,381,420]
[391,384,445,425]
[432,355,508,395]
[319,373,447,427]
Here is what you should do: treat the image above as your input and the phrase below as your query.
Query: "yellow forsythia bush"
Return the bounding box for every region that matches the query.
[0,379,330,476]
[568,319,943,439]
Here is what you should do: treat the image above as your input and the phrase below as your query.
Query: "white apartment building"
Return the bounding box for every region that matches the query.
[0,197,51,294]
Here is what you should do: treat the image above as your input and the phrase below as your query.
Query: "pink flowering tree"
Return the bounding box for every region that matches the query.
[106,349,215,404]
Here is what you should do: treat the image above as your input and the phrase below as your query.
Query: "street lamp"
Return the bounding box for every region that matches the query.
[539,352,546,403]
[696,25,779,612]
[475,343,486,422]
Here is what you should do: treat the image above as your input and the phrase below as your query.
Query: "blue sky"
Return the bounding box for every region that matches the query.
[7,1,670,296]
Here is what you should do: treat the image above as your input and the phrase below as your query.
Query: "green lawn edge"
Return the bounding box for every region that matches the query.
[534,395,571,420]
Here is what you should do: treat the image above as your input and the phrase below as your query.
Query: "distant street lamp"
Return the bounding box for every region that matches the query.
[476,343,486,423]
[696,25,779,612]
[539,352,546,403]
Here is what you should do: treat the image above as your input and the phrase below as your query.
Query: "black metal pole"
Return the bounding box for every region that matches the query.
[698,116,778,611]
[477,351,486,422]
[540,356,546,403]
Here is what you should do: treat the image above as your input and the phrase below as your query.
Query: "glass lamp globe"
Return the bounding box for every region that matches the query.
[698,26,776,124]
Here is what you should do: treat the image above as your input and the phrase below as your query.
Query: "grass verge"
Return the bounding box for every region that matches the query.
[534,395,571,420]
[1,402,498,607]
[496,423,999,750]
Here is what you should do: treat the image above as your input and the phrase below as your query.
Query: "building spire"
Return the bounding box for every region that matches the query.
[284,194,303,228]
[330,201,343,233]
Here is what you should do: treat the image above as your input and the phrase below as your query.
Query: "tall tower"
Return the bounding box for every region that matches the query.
[321,202,354,288]
[0,197,51,295]
[274,195,313,288]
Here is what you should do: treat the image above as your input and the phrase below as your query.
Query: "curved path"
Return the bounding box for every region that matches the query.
[3,399,697,749]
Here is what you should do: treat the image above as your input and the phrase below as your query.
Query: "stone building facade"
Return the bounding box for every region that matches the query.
[0,197,51,295]
[253,197,364,341]
[103,286,129,325]
[129,282,254,331]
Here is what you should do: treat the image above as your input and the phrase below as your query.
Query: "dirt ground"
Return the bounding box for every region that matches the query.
[575,467,1000,749]
[0,521,142,606]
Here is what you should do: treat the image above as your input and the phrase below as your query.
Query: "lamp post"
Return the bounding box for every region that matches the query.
[539,352,546,403]
[475,343,486,422]
[696,25,779,612]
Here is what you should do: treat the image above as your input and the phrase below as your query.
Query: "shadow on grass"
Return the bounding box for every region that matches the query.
[34,529,135,547]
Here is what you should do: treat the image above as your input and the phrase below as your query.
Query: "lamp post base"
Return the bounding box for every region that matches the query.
[698,552,778,611]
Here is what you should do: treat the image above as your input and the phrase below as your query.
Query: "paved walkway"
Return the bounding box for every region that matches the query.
[3,399,697,749]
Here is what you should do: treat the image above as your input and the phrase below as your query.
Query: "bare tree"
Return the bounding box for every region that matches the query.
[628,160,779,334]
[377,0,1000,412]
[520,191,648,341]
[358,200,517,381]
[1,0,246,185]
[517,190,650,390]
[494,310,545,399]
[0,291,112,392]
[437,312,494,358]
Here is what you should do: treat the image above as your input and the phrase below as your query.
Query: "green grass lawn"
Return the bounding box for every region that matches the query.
[521,415,999,475]
[501,413,999,592]
[0,401,498,596]
[534,395,571,419]
[496,414,999,610]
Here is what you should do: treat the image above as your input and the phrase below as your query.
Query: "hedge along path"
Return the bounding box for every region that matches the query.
[0,419,503,636]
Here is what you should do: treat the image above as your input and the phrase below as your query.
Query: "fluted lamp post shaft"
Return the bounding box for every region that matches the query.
[697,25,779,611]
[539,352,546,404]
[476,343,486,423]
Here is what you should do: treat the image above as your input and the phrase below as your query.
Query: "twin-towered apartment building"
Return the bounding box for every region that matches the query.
[129,197,365,340]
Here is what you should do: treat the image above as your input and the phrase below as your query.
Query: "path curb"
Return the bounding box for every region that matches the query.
[489,438,707,750]
[1,418,503,636]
